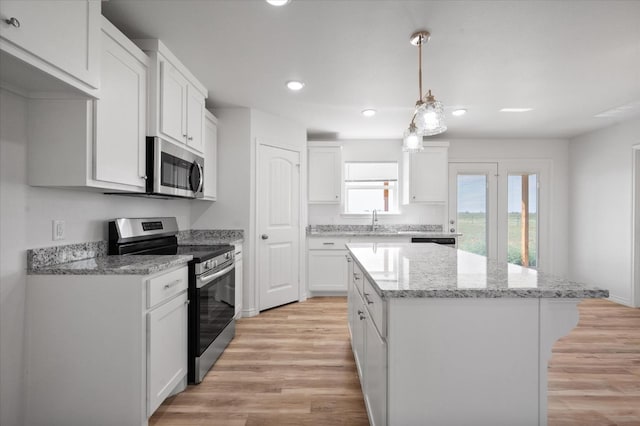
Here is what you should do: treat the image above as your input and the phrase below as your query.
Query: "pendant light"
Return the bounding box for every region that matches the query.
[402,30,446,152]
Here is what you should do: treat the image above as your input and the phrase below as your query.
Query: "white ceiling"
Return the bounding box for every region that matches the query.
[102,0,640,140]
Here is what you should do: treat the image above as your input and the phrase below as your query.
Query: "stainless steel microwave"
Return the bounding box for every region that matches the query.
[147,137,204,199]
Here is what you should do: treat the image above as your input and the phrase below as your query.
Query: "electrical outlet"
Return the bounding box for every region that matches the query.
[52,220,65,241]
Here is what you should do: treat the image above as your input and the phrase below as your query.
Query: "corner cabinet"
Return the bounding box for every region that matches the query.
[136,39,208,154]
[402,141,449,204]
[308,143,342,203]
[200,110,218,201]
[27,16,149,193]
[0,0,100,96]
[26,265,189,425]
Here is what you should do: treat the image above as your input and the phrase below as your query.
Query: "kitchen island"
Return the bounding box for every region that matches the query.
[346,243,608,426]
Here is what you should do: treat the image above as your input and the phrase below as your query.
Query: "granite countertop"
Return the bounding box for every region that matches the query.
[177,229,244,246]
[347,242,609,299]
[28,255,192,276]
[308,224,460,238]
[309,230,461,237]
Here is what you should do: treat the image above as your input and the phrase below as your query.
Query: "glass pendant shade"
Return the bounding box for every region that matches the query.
[414,93,447,136]
[402,124,424,152]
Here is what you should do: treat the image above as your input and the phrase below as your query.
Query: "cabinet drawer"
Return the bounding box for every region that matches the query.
[147,266,188,308]
[363,278,385,337]
[308,238,349,250]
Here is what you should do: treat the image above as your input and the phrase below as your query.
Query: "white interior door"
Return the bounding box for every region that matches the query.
[448,163,498,259]
[258,144,301,311]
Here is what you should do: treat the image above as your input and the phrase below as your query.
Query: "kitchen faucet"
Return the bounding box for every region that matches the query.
[371,209,378,231]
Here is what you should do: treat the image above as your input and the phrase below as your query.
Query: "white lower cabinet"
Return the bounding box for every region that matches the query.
[234,244,243,317]
[147,291,188,416]
[25,265,189,426]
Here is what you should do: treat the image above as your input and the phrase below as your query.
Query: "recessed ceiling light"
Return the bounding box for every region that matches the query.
[361,109,377,117]
[452,109,467,116]
[266,0,291,6]
[286,80,305,91]
[500,108,533,112]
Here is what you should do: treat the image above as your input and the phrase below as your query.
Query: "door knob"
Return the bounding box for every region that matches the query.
[450,219,455,224]
[450,228,455,233]
[261,234,269,240]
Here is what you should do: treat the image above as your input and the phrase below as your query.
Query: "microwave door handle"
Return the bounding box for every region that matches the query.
[196,264,235,289]
[195,161,204,193]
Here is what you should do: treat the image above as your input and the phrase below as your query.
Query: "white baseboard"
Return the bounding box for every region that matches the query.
[309,291,348,298]
[607,294,634,307]
[242,307,259,317]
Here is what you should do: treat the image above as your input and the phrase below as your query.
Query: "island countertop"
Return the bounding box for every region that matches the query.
[346,242,608,299]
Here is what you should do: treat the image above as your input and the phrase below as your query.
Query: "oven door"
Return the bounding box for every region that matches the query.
[148,137,204,199]
[194,263,235,357]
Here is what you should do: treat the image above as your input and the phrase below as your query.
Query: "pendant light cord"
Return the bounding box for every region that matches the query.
[418,35,423,101]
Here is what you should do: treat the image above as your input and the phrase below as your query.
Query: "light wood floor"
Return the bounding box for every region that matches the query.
[150,297,640,426]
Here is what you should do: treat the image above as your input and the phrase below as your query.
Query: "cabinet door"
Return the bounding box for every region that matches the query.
[407,147,448,203]
[0,0,100,90]
[353,293,366,380]
[308,146,342,203]
[234,255,243,317]
[346,255,354,337]
[365,316,387,426]
[186,86,205,153]
[94,25,146,189]
[202,114,217,199]
[159,61,188,144]
[148,292,188,416]
[308,250,349,292]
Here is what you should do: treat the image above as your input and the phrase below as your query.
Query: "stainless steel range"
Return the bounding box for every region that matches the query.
[108,217,236,384]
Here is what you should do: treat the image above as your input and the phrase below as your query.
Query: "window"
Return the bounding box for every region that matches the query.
[344,162,398,213]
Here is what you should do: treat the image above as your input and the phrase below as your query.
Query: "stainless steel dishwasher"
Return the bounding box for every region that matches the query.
[411,236,457,248]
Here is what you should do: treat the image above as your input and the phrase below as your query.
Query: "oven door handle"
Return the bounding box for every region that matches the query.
[196,263,235,289]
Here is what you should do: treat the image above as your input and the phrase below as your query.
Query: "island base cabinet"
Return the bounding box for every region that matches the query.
[385,298,579,426]
[364,315,387,426]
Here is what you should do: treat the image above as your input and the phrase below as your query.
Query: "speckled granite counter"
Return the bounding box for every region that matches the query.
[177,229,244,245]
[347,242,608,299]
[308,224,460,238]
[28,254,192,275]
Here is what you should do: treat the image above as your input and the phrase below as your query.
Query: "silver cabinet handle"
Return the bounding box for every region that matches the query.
[261,234,269,240]
[184,300,190,305]
[357,310,364,315]
[5,17,20,28]
[140,175,147,180]
[335,195,339,199]
[188,136,194,141]
[364,293,373,305]
[353,273,360,281]
[164,279,182,290]
[322,242,335,245]
[345,255,351,262]
[359,313,366,320]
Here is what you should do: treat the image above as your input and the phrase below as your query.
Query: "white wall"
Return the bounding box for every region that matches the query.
[568,118,640,306]
[192,108,307,314]
[449,138,570,277]
[308,137,570,276]
[308,139,446,226]
[0,89,192,425]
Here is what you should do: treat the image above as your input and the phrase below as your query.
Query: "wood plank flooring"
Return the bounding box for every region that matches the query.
[548,298,640,426]
[150,297,640,426]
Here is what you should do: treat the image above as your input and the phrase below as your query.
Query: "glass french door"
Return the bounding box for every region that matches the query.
[450,161,546,270]
[448,163,498,259]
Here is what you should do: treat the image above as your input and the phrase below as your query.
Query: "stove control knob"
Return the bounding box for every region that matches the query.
[225,252,231,260]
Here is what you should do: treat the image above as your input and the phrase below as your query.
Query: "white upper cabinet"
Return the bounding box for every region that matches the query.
[402,142,449,204]
[27,17,148,193]
[94,17,148,189]
[0,0,100,96]
[186,86,205,152]
[202,110,218,201]
[308,143,342,203]
[160,61,188,143]
[137,39,208,154]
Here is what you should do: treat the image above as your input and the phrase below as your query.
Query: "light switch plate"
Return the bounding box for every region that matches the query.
[52,220,65,241]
